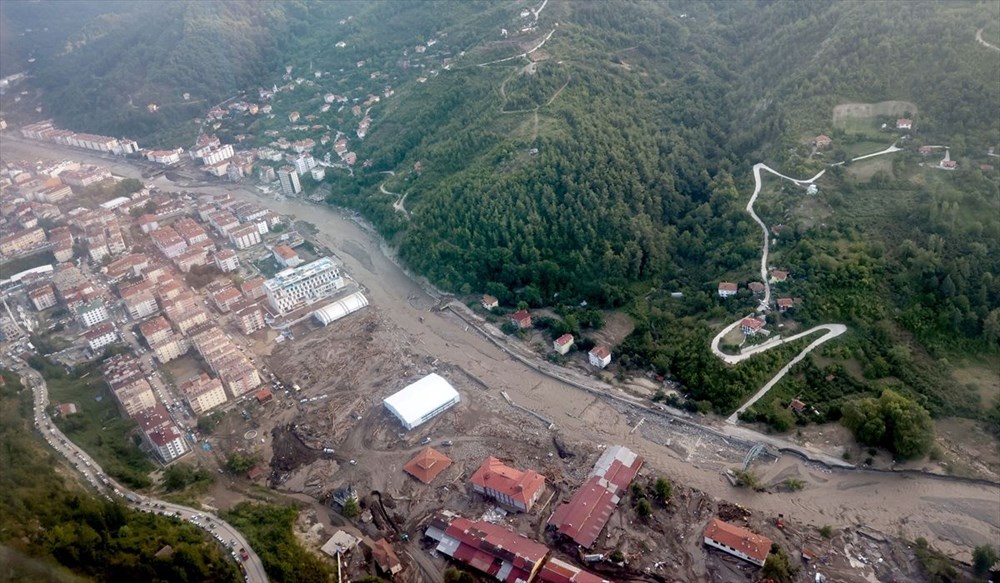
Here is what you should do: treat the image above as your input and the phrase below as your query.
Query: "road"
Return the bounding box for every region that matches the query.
[7,359,269,583]
[976,27,1000,52]
[712,146,902,421]
[4,136,999,560]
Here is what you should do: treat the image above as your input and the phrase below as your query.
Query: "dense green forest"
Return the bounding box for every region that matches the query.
[0,370,240,582]
[4,0,998,438]
[221,502,334,583]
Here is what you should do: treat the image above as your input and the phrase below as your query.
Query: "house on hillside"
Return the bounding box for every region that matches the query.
[553,334,574,355]
[740,317,765,336]
[718,282,738,298]
[481,294,498,310]
[776,297,794,312]
[813,135,832,148]
[703,518,772,567]
[769,270,788,283]
[510,310,532,329]
[588,345,612,369]
[896,118,913,130]
[748,282,765,295]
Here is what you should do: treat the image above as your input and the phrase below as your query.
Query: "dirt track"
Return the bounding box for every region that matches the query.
[2,138,997,565]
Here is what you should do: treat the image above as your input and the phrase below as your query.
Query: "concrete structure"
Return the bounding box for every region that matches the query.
[312,291,369,326]
[548,446,643,548]
[134,404,189,462]
[214,249,240,272]
[277,165,301,196]
[234,303,266,335]
[718,282,738,298]
[425,512,548,583]
[553,334,574,355]
[272,244,302,268]
[703,518,772,567]
[510,309,532,329]
[588,346,611,369]
[84,322,117,352]
[229,224,261,249]
[180,374,229,415]
[383,373,460,431]
[0,226,46,257]
[28,284,58,311]
[740,317,765,336]
[481,294,499,310]
[264,257,345,315]
[469,456,546,512]
[320,531,359,558]
[75,299,110,328]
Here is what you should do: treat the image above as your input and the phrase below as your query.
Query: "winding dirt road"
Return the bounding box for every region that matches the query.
[3,137,997,562]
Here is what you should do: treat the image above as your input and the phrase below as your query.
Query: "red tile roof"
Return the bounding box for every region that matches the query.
[741,317,764,331]
[469,457,545,508]
[703,518,772,564]
[718,281,738,292]
[274,244,298,259]
[554,334,574,347]
[511,309,531,323]
[589,346,610,360]
[443,516,548,581]
[547,476,619,548]
[537,557,611,583]
[404,447,453,484]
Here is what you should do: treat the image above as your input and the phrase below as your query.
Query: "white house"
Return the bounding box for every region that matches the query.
[553,334,574,355]
[703,518,771,567]
[588,345,611,368]
[718,282,738,298]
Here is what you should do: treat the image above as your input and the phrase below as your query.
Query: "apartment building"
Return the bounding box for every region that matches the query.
[264,257,345,315]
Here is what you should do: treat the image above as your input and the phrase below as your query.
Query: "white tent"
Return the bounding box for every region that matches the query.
[383,373,460,430]
[313,291,369,325]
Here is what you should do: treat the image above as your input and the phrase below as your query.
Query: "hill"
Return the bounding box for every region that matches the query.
[3,0,998,431]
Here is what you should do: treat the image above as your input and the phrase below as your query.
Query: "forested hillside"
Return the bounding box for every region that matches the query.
[0,370,239,582]
[3,0,998,429]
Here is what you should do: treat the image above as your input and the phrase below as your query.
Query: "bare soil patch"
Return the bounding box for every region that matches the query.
[833,100,918,124]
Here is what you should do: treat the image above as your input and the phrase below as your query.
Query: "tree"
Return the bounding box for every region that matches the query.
[819,525,833,539]
[635,498,653,519]
[973,545,998,576]
[841,390,934,459]
[761,545,795,582]
[225,451,257,474]
[342,498,360,519]
[654,477,672,502]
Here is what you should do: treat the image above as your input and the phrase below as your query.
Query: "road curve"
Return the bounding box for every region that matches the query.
[7,360,269,583]
[976,27,1000,52]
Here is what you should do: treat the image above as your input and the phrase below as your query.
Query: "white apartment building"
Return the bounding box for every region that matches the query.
[264,257,345,315]
[293,154,316,176]
[180,373,229,415]
[75,300,110,328]
[229,224,262,249]
[214,249,241,272]
[278,166,301,196]
[201,143,234,166]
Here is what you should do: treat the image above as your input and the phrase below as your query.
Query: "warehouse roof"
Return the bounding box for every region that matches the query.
[383,373,460,430]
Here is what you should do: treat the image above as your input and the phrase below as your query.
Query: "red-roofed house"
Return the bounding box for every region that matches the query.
[588,346,611,369]
[537,557,611,583]
[718,282,738,298]
[404,447,453,484]
[813,135,832,148]
[510,310,532,329]
[425,513,549,583]
[740,317,765,336]
[368,539,402,576]
[776,297,794,312]
[553,334,574,355]
[703,518,772,566]
[769,270,788,283]
[481,294,499,310]
[272,244,302,268]
[548,445,643,548]
[748,281,765,295]
[470,456,546,513]
[896,118,913,130]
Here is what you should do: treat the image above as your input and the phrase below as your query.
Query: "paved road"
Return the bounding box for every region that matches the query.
[976,27,1000,52]
[712,146,904,422]
[7,359,269,583]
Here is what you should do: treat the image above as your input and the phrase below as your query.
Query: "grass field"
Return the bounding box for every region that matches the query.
[37,357,155,488]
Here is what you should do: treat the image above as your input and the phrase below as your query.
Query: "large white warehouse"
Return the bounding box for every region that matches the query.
[313,291,369,326]
[383,373,460,431]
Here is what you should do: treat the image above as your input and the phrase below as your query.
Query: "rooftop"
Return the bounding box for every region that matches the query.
[404,447,453,484]
[469,457,545,506]
[704,518,772,564]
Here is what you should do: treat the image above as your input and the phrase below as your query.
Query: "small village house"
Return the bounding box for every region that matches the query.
[703,518,772,567]
[718,282,738,298]
[553,333,574,355]
[510,309,532,329]
[588,345,612,368]
[481,294,499,310]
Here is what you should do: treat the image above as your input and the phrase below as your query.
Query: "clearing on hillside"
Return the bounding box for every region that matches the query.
[833,100,919,124]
